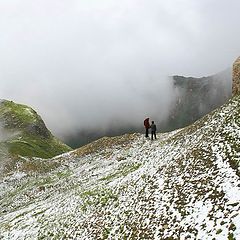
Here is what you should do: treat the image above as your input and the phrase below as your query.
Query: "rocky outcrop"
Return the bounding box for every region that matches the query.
[232,56,240,95]
[0,100,72,158]
[162,70,232,131]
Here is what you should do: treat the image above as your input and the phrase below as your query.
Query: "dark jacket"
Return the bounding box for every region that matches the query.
[151,123,156,132]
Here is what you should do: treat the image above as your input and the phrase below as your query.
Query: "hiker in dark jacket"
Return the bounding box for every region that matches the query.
[144,118,150,138]
[150,121,157,140]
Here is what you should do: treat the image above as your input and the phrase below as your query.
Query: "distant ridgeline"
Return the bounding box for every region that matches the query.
[0,100,72,159]
[161,69,232,131]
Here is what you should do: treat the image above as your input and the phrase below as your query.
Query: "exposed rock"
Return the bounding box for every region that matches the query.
[26,122,50,138]
[232,56,240,95]
[163,70,231,131]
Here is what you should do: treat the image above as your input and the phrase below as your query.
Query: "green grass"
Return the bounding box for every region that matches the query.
[0,100,37,127]
[0,100,72,160]
[100,162,141,182]
[80,188,118,212]
[6,133,71,159]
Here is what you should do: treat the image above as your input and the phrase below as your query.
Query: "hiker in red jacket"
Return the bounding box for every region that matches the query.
[144,118,150,138]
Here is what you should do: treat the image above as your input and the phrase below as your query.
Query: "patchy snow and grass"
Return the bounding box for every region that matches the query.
[0,96,240,239]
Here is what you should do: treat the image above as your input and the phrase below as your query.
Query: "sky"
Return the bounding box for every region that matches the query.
[0,0,240,138]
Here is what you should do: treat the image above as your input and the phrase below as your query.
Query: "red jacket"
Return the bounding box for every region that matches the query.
[144,118,150,129]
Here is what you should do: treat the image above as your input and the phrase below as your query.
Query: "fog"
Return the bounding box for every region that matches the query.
[0,0,239,138]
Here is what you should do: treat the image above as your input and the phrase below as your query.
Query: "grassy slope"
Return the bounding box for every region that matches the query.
[0,100,71,159]
[0,96,240,239]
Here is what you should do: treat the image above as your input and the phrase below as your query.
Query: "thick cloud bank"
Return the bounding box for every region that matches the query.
[0,0,239,137]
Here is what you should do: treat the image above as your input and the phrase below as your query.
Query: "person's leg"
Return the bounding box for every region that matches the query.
[151,131,153,140]
[154,131,156,139]
[145,128,149,138]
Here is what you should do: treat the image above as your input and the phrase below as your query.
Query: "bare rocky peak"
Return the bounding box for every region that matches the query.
[232,56,240,95]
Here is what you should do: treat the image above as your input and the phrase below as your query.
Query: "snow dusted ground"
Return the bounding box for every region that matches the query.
[0,96,240,239]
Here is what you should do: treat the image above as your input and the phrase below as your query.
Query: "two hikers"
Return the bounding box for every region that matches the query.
[144,118,157,140]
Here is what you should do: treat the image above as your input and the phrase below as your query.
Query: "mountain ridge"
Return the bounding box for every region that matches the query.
[0,99,72,160]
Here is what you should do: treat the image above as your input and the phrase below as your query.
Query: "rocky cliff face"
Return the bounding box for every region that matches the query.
[232,56,240,95]
[163,70,231,131]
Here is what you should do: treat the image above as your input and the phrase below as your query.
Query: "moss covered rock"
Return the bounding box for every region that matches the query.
[0,100,72,158]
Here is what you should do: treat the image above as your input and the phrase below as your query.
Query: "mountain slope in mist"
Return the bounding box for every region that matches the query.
[163,69,231,131]
[65,69,232,148]
[0,100,71,160]
[0,93,239,239]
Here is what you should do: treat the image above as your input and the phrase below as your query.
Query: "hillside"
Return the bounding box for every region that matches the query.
[0,100,72,160]
[0,94,240,239]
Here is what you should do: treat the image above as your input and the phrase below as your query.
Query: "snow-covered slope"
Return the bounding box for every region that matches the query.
[0,95,240,239]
